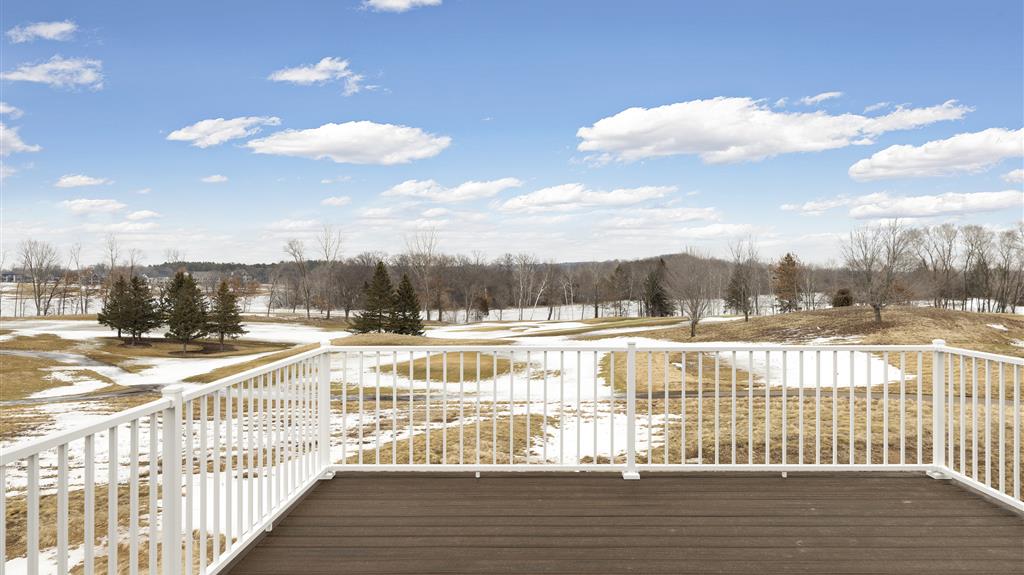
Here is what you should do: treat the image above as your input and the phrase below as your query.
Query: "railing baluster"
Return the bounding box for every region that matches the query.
[1014,364,1020,501]
[460,352,466,466]
[713,354,720,465]
[849,351,855,466]
[212,392,220,562]
[665,352,670,465]
[393,351,399,466]
[782,351,787,466]
[681,352,687,465]
[998,361,1005,494]
[831,350,837,466]
[86,434,96,575]
[376,351,382,465]
[883,352,889,465]
[985,359,991,487]
[358,353,365,465]
[960,355,966,473]
[185,401,194,574]
[765,351,771,465]
[129,421,139,575]
[697,353,703,464]
[225,385,234,546]
[199,395,208,573]
[542,351,549,463]
[865,352,871,465]
[916,352,923,464]
[814,350,821,465]
[748,351,754,466]
[108,426,118,575]
[900,353,906,466]
[148,414,158,571]
[57,444,69,575]
[27,454,39,575]
[477,352,482,466]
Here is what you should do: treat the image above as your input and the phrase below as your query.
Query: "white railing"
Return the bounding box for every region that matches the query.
[2,339,1021,574]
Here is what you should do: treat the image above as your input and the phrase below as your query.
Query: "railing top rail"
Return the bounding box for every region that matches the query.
[942,345,1024,366]
[327,343,941,353]
[0,397,172,466]
[179,346,326,401]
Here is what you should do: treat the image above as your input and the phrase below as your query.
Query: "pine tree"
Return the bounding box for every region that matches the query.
[390,274,425,336]
[165,273,209,353]
[351,262,395,334]
[773,253,802,313]
[642,259,675,317]
[209,279,247,349]
[161,271,188,317]
[98,275,130,341]
[126,276,162,345]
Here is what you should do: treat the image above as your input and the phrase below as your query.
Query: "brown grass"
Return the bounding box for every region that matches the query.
[0,354,119,401]
[184,343,318,384]
[518,317,684,338]
[344,414,547,465]
[376,352,524,383]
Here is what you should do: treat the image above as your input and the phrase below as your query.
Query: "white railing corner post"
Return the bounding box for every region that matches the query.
[622,342,640,480]
[160,385,184,575]
[318,341,334,479]
[928,339,948,479]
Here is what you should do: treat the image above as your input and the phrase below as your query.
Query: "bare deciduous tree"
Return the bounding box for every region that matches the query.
[284,239,312,318]
[19,239,61,316]
[843,221,915,323]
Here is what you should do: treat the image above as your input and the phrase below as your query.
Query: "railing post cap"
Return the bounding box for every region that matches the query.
[161,384,185,399]
[932,339,947,347]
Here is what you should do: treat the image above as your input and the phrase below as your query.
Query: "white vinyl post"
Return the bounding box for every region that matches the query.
[928,340,948,479]
[161,385,184,575]
[622,342,640,480]
[318,342,334,478]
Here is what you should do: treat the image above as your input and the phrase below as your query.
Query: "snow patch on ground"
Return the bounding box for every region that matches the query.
[987,323,1009,331]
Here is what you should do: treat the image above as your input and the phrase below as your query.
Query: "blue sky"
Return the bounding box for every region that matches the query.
[2,0,1022,264]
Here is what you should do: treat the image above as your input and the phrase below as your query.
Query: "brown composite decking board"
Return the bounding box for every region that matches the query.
[227,473,1024,575]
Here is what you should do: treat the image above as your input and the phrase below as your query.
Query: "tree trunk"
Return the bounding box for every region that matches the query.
[872,304,882,324]
[744,310,749,322]
[689,320,697,338]
[220,332,225,350]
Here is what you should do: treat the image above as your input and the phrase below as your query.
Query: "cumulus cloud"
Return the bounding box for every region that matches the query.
[126,210,160,221]
[607,206,721,229]
[1,56,103,89]
[800,91,843,105]
[7,21,77,43]
[576,97,970,164]
[499,184,675,213]
[246,121,451,165]
[1003,168,1024,183]
[55,174,110,188]
[383,177,522,202]
[60,198,125,213]
[0,102,23,118]
[269,57,366,96]
[783,190,1023,219]
[363,0,441,12]
[864,102,890,113]
[848,128,1024,181]
[167,116,281,148]
[0,122,41,155]
[321,196,351,207]
[201,174,228,183]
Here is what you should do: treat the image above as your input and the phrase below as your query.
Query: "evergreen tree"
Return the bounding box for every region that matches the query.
[773,253,802,313]
[161,272,188,317]
[642,259,675,317]
[98,275,130,341]
[351,262,395,334]
[126,276,162,345]
[831,288,854,307]
[390,274,425,336]
[209,279,247,349]
[165,273,209,353]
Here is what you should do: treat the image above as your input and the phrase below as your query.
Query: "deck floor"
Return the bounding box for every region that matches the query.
[227,472,1024,574]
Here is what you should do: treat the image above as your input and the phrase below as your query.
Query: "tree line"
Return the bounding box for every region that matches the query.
[6,222,1023,334]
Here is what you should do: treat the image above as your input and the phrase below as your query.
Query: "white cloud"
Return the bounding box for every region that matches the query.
[800,91,843,105]
[849,190,1023,219]
[0,122,41,155]
[55,174,110,188]
[135,188,152,195]
[7,21,77,43]
[783,190,1023,219]
[1,165,17,180]
[321,196,351,207]
[267,218,320,231]
[0,56,103,89]
[246,121,451,165]
[383,177,522,202]
[167,116,281,148]
[1003,168,1024,183]
[773,97,787,108]
[0,102,23,118]
[84,221,158,233]
[269,57,365,96]
[126,210,160,221]
[499,184,675,213]
[201,174,228,183]
[848,128,1024,181]
[363,0,441,13]
[576,97,970,164]
[608,206,720,229]
[864,102,890,113]
[60,198,125,213]
[422,207,449,218]
[320,176,351,184]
